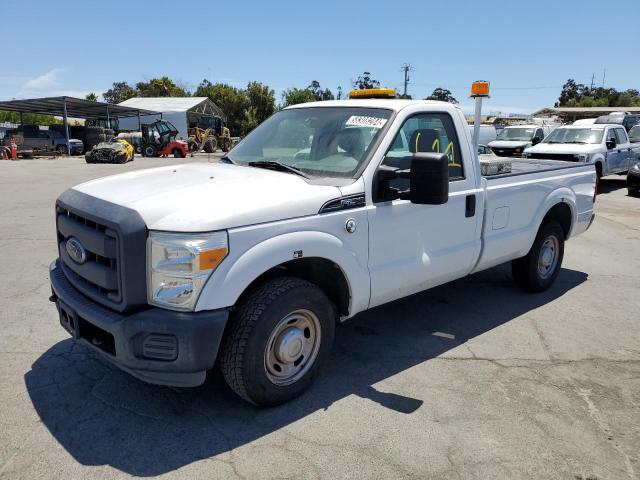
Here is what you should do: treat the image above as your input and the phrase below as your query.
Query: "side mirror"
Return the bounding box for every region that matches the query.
[378,152,449,205]
[531,136,542,146]
[606,139,616,150]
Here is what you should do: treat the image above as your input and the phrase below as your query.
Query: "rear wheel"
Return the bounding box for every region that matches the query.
[220,277,336,406]
[173,148,185,158]
[512,220,565,292]
[56,145,68,155]
[628,187,640,197]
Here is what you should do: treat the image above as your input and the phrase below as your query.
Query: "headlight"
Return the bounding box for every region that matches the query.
[147,231,228,311]
[578,153,590,162]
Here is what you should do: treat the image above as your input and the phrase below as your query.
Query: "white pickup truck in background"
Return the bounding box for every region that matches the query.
[49,95,597,406]
[524,123,640,178]
[488,124,554,157]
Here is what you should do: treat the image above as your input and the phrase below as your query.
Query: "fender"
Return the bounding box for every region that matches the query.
[195,230,370,317]
[519,186,576,257]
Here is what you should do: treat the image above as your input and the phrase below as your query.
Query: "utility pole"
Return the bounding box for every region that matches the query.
[337,85,342,100]
[602,68,606,88]
[590,73,595,91]
[400,63,413,98]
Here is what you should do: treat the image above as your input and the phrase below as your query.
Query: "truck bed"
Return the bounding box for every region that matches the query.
[482,158,589,180]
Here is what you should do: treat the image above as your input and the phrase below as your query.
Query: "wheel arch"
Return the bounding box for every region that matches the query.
[196,230,368,318]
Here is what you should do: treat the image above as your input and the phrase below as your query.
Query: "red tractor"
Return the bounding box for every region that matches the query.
[141,120,189,158]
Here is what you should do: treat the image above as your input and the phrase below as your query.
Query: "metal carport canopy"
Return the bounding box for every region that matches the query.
[0,96,159,119]
[0,96,160,154]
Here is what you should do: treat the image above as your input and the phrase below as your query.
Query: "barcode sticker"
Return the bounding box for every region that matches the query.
[345,116,387,128]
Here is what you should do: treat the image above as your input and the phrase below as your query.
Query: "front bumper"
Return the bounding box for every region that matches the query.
[49,260,229,387]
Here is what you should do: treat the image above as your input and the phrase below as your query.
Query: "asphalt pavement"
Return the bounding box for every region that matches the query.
[0,155,638,479]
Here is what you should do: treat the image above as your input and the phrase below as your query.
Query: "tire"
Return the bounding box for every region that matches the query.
[203,138,217,153]
[222,138,231,152]
[173,148,185,158]
[142,144,158,157]
[628,187,640,197]
[220,277,336,406]
[512,220,565,292]
[56,145,68,155]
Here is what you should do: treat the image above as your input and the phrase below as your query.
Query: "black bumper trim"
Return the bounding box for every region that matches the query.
[50,260,229,387]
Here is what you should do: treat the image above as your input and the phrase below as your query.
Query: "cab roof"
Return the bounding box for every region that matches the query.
[284,99,461,113]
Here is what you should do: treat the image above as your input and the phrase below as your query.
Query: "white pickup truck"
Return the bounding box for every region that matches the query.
[49,97,596,406]
[523,123,640,178]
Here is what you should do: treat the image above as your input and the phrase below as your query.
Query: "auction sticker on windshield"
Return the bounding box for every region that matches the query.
[345,115,388,128]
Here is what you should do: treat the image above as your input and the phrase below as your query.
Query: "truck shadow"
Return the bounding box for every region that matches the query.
[25,264,587,476]
[597,177,628,195]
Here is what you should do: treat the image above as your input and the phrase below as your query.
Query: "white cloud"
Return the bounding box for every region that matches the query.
[23,68,66,90]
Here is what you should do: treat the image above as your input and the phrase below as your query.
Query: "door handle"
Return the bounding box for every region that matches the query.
[465,194,476,218]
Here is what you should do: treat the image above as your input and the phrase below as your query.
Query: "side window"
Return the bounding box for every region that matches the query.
[615,128,628,144]
[606,129,617,143]
[383,113,464,192]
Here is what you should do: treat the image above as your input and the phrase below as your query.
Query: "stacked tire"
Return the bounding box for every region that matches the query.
[85,127,105,151]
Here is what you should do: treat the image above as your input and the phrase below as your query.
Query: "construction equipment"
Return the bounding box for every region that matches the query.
[187,117,232,153]
[141,120,189,158]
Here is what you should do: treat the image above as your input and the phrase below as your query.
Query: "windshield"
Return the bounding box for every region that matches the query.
[543,128,604,144]
[227,107,392,178]
[496,127,535,141]
[96,141,124,150]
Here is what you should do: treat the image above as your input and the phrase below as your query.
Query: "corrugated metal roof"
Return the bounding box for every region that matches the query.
[535,106,640,115]
[0,96,158,119]
[118,97,210,112]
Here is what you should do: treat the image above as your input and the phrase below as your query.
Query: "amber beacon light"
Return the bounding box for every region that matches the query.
[471,80,490,97]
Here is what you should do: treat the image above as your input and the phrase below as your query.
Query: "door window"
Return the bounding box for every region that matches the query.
[382,113,464,192]
[606,129,617,144]
[615,128,628,144]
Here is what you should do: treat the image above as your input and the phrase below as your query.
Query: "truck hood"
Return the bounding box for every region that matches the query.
[525,143,602,154]
[72,163,343,231]
[487,140,530,149]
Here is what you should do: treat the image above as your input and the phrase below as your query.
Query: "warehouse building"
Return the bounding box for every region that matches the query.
[117,97,225,140]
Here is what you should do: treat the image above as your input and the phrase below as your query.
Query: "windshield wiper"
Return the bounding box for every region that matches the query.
[247,160,309,178]
[564,141,588,144]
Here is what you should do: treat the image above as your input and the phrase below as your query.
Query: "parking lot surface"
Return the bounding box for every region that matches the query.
[1,156,639,479]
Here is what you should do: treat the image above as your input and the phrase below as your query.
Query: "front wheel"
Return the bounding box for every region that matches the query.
[512,220,565,292]
[142,144,158,157]
[220,277,336,406]
[628,187,640,197]
[173,148,185,158]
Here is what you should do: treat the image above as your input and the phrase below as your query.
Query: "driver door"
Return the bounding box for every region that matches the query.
[367,112,481,308]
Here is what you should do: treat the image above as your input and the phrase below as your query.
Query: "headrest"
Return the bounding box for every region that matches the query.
[409,129,439,153]
[337,128,364,157]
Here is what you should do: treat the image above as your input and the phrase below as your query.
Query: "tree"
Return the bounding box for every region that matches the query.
[425,88,458,104]
[281,88,317,107]
[135,77,189,97]
[245,81,276,125]
[194,80,249,136]
[308,80,334,101]
[352,72,380,90]
[85,93,98,102]
[0,111,60,125]
[102,81,137,104]
[556,79,640,108]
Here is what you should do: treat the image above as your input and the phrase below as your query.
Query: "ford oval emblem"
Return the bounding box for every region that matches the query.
[66,237,87,264]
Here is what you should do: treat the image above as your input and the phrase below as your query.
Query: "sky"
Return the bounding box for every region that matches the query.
[3,0,640,115]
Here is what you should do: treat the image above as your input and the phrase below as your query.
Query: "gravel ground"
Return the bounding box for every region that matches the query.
[0,156,638,480]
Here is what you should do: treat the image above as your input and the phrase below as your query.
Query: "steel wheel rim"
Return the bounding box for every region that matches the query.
[264,309,321,386]
[538,235,559,279]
